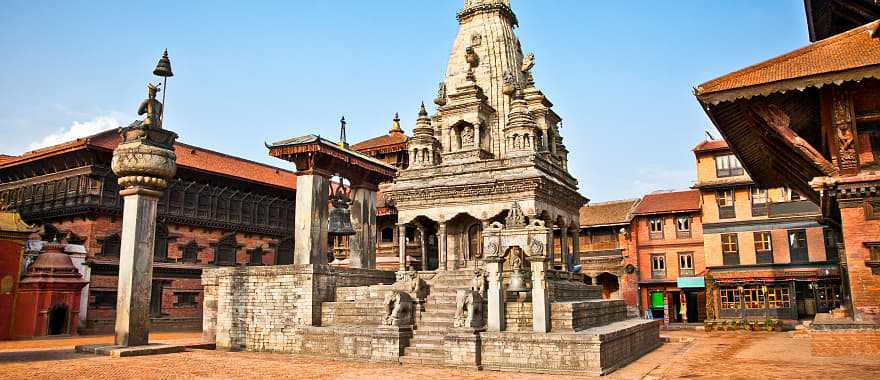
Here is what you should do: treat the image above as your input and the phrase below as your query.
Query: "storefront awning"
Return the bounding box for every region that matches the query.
[677,276,705,288]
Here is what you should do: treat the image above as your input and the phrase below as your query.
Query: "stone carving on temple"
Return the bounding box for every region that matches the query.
[434,82,447,106]
[453,289,483,329]
[505,201,527,228]
[382,290,413,327]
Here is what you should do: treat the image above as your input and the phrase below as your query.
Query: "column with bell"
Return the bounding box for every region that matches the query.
[112,50,177,347]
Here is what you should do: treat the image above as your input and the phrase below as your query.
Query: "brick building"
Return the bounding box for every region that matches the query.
[695,0,880,353]
[0,130,296,334]
[576,199,640,315]
[693,139,839,325]
[631,190,706,324]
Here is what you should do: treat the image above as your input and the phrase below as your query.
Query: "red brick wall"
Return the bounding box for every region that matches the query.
[810,329,880,357]
[840,205,880,323]
[0,239,24,339]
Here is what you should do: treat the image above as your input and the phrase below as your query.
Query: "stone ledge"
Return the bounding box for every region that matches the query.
[74,342,214,357]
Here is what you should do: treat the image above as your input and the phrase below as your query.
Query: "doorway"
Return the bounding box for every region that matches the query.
[47,304,69,335]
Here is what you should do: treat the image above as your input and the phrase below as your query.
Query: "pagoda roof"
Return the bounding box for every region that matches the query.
[1,129,297,190]
[352,132,409,155]
[696,20,880,105]
[268,135,397,180]
[579,199,640,228]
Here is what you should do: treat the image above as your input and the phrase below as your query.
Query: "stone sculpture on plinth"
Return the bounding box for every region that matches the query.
[110,55,178,347]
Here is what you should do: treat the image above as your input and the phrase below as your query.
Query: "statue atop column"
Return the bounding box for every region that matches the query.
[137,83,164,129]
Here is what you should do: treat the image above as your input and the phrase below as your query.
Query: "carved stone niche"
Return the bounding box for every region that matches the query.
[865,197,880,220]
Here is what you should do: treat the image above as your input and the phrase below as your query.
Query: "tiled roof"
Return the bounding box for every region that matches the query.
[696,20,880,104]
[579,199,640,227]
[692,139,729,153]
[352,132,408,153]
[2,129,297,190]
[0,155,14,165]
[632,190,701,216]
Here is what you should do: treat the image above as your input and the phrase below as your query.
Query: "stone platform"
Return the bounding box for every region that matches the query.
[74,341,215,357]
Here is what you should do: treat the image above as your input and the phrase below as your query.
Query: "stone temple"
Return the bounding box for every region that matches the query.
[202,0,661,375]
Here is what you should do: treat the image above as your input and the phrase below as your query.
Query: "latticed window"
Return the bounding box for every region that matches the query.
[754,231,773,264]
[676,216,691,239]
[181,241,201,263]
[174,292,198,307]
[717,189,736,219]
[719,289,740,309]
[715,154,744,177]
[214,234,238,266]
[248,246,264,265]
[721,233,739,265]
[742,287,764,309]
[767,287,791,309]
[154,225,170,262]
[100,234,121,258]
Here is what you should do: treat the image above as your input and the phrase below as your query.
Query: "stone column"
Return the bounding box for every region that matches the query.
[438,222,448,271]
[294,173,330,265]
[529,255,551,333]
[570,226,580,271]
[485,256,505,331]
[110,122,178,347]
[398,224,407,271]
[559,226,568,270]
[419,227,428,271]
[474,123,482,150]
[349,185,377,269]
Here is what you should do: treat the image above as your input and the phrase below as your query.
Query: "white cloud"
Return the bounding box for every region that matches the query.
[28,114,124,151]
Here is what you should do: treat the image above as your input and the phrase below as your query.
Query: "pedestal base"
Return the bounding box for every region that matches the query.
[371,325,413,362]
[75,342,214,357]
[443,329,483,369]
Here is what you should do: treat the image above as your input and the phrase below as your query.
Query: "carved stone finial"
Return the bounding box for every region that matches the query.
[419,102,428,117]
[389,112,403,134]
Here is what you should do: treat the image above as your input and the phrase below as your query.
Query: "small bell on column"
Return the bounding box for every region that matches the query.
[328,185,355,237]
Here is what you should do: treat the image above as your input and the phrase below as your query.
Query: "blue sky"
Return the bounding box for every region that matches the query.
[0,1,810,201]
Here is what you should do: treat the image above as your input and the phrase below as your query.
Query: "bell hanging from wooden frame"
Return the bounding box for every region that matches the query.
[328,182,355,237]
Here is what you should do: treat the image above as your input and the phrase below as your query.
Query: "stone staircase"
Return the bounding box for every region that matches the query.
[401,269,480,365]
[320,284,397,327]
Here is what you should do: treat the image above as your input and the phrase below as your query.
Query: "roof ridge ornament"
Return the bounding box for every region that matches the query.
[389,112,404,134]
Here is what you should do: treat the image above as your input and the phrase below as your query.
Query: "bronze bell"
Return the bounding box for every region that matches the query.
[328,187,355,237]
[153,49,174,77]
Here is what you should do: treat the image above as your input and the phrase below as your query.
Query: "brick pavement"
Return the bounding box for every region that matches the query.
[1,330,879,379]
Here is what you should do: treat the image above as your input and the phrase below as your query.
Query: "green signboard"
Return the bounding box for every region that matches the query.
[650,292,664,309]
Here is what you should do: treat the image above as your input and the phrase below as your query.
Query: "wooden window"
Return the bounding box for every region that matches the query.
[823,228,840,261]
[174,292,198,307]
[750,187,769,216]
[247,246,264,265]
[100,234,121,258]
[754,231,773,264]
[742,287,765,309]
[154,225,169,262]
[649,218,664,240]
[651,254,666,279]
[380,227,394,243]
[715,154,744,177]
[214,234,238,266]
[719,289,740,309]
[92,291,117,309]
[275,238,294,265]
[721,233,739,265]
[766,287,791,309]
[675,216,691,239]
[717,189,736,219]
[181,241,201,263]
[678,252,694,277]
[788,230,809,263]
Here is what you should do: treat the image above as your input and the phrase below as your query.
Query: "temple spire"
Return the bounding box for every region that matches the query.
[389,112,404,135]
[339,116,349,149]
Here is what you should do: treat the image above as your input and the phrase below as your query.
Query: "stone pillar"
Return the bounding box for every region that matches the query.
[570,226,580,271]
[294,174,330,265]
[349,186,377,269]
[474,123,482,150]
[438,222,448,271]
[398,224,407,271]
[110,120,178,347]
[419,227,428,271]
[485,256,505,331]
[529,256,551,333]
[559,226,568,270]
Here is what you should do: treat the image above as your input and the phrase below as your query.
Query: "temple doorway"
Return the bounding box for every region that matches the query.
[447,213,482,269]
[47,304,69,335]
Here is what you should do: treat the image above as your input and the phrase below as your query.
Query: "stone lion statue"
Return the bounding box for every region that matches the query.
[453,290,483,329]
[383,290,413,327]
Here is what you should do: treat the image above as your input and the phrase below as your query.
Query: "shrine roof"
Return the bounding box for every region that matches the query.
[351,132,409,155]
[1,129,297,190]
[692,139,729,154]
[695,20,880,104]
[579,199,640,228]
[632,190,701,216]
[268,134,398,178]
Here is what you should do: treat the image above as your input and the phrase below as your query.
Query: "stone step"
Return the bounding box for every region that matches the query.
[404,346,443,356]
[400,354,444,366]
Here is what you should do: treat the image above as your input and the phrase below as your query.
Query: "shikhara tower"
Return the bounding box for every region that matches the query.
[389,0,586,271]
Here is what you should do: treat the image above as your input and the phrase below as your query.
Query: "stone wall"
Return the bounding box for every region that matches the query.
[547,280,601,302]
[202,264,395,350]
[480,319,661,375]
[504,300,627,332]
